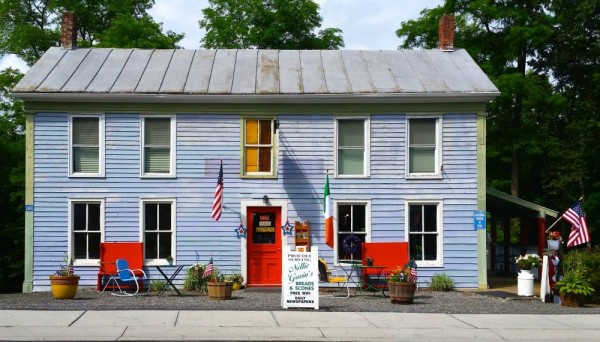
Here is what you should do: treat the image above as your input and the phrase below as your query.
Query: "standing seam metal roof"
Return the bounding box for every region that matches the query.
[12,47,499,98]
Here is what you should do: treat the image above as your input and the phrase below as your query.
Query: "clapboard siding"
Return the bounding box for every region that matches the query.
[32,111,480,290]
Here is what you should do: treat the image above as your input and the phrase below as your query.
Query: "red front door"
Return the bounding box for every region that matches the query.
[247,206,282,286]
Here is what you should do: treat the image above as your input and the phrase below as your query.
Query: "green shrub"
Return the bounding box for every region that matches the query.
[149,279,166,292]
[429,273,455,291]
[183,263,208,292]
[554,269,595,296]
[562,247,600,298]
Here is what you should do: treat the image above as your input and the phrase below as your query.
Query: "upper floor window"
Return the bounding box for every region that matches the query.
[242,118,276,177]
[335,201,371,264]
[69,115,104,177]
[142,199,175,264]
[407,117,441,177]
[70,199,104,265]
[406,200,443,267]
[142,116,175,176]
[336,118,369,177]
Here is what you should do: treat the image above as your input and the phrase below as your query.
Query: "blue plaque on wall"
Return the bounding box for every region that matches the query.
[473,211,486,230]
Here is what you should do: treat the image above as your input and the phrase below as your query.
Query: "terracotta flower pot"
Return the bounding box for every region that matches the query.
[49,275,80,299]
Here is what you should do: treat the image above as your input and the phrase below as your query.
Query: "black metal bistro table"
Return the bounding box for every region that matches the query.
[154,265,184,296]
[351,265,388,297]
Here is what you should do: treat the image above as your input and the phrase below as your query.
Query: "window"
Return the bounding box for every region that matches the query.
[242,118,276,177]
[336,118,369,177]
[406,201,443,266]
[70,200,104,264]
[142,116,175,176]
[335,201,370,263]
[142,200,175,263]
[407,117,441,177]
[69,115,104,176]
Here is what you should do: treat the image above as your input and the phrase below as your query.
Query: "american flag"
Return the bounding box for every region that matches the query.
[203,257,214,278]
[211,161,224,221]
[408,267,418,283]
[564,200,590,248]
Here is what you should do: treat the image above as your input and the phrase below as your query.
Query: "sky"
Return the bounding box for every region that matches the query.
[0,0,443,72]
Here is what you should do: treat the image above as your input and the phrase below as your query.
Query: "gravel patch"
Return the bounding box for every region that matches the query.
[1,288,599,314]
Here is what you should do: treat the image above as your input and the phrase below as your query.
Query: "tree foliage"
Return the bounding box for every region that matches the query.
[396,0,600,242]
[199,0,344,49]
[0,0,184,65]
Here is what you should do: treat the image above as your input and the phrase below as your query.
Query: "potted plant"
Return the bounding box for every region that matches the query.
[205,267,233,300]
[49,255,80,299]
[515,254,541,271]
[226,274,244,290]
[166,256,174,266]
[387,262,417,304]
[183,263,208,292]
[554,269,595,307]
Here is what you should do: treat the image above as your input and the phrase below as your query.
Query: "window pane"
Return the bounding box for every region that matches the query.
[158,233,172,258]
[338,149,364,175]
[245,147,258,172]
[409,205,422,232]
[73,147,99,173]
[158,204,171,230]
[245,120,258,144]
[73,118,99,145]
[409,235,423,261]
[338,120,364,147]
[409,148,435,173]
[258,147,271,172]
[352,205,366,232]
[73,204,87,231]
[424,205,437,232]
[88,204,100,231]
[424,234,437,260]
[338,233,364,262]
[252,213,276,244]
[338,205,352,232]
[145,204,157,230]
[74,233,87,259]
[88,233,101,259]
[145,232,158,259]
[144,147,170,173]
[259,120,272,144]
[409,119,435,145]
[144,118,170,145]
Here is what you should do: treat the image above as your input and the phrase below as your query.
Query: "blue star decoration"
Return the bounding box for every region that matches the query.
[235,223,247,239]
[282,219,293,236]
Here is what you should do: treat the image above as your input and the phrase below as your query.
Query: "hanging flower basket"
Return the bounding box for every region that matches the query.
[547,239,560,251]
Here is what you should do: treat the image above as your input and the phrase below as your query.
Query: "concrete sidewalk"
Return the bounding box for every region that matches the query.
[1,310,599,341]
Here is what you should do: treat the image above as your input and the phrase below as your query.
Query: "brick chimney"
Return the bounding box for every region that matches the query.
[438,14,454,52]
[60,11,77,49]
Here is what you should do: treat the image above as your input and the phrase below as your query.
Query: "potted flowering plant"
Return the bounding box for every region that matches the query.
[205,265,233,300]
[515,254,541,271]
[547,231,561,250]
[225,273,244,290]
[387,262,417,304]
[49,254,80,299]
[554,269,595,307]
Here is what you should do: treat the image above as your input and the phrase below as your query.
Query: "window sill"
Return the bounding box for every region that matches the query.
[69,173,105,178]
[405,174,442,180]
[141,174,177,179]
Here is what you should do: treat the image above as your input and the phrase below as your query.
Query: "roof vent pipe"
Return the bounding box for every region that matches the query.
[60,11,77,49]
[438,14,455,52]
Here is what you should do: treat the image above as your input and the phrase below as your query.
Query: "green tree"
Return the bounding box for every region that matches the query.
[0,68,25,293]
[0,0,184,66]
[199,0,344,49]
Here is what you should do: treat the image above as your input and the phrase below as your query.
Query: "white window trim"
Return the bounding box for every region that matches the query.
[140,115,176,178]
[404,199,444,267]
[139,197,177,266]
[334,117,371,178]
[68,198,105,266]
[405,115,442,179]
[240,117,278,178]
[68,114,105,177]
[333,199,371,265]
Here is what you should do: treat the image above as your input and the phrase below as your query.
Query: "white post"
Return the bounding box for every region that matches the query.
[540,255,550,302]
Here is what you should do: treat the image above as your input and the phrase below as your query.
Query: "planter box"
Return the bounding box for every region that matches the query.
[547,239,560,250]
[207,281,233,300]
[388,281,416,304]
[561,293,587,307]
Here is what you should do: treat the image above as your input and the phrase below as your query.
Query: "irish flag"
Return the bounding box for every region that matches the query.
[324,174,334,248]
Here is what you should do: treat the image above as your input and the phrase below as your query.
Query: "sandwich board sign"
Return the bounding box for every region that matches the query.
[281,246,319,309]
